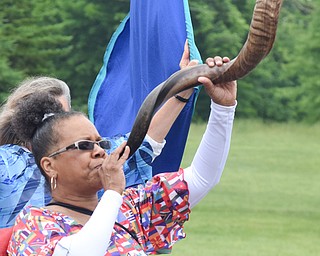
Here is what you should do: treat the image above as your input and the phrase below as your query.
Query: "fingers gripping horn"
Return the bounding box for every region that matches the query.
[126,0,283,157]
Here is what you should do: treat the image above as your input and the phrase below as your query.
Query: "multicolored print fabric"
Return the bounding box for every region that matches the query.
[8,169,190,255]
[0,135,156,228]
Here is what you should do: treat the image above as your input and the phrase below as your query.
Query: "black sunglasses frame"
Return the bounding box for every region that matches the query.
[48,139,111,158]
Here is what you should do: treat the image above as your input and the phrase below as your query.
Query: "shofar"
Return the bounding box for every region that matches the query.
[126,0,283,157]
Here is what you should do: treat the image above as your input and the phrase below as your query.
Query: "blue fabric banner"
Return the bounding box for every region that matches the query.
[88,0,202,175]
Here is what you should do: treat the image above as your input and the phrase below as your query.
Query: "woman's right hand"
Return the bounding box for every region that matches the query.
[198,56,237,106]
[98,142,130,195]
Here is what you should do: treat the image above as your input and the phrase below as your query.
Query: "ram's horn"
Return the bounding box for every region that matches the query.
[126,0,283,157]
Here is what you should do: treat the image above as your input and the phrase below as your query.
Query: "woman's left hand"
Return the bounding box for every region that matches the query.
[98,142,130,195]
[178,40,198,99]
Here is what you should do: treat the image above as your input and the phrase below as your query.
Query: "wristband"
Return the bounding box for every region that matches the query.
[175,94,189,103]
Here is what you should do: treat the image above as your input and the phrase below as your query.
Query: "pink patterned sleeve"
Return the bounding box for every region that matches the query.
[120,168,190,254]
[7,207,81,256]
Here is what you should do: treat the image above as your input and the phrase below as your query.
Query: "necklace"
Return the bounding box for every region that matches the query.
[46,201,93,215]
[46,201,140,245]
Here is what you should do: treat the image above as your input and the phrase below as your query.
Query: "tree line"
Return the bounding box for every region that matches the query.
[0,0,319,122]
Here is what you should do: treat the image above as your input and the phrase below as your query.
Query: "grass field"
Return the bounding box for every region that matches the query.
[170,119,320,256]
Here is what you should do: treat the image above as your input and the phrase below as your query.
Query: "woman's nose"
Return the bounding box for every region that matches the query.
[92,143,106,158]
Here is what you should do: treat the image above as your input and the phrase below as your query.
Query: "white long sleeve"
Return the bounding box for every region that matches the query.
[184,100,236,208]
[53,190,122,256]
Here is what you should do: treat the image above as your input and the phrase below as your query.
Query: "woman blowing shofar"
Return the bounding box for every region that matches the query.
[7,56,237,255]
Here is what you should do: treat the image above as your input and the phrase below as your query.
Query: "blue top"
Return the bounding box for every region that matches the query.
[88,0,202,175]
[0,135,155,228]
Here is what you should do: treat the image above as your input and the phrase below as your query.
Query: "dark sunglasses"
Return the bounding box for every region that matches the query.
[48,139,111,158]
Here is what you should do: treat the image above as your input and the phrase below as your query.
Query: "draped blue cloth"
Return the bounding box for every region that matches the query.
[88,0,202,175]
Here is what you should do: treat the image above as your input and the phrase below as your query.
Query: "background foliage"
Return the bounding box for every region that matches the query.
[0,0,319,122]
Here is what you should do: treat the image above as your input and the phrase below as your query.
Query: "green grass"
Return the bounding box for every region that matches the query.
[170,119,320,256]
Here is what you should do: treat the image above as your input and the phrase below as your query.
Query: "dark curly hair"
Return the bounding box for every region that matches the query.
[11,92,84,180]
[0,76,71,146]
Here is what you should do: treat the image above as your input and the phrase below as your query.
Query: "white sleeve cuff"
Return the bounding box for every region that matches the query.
[145,134,166,158]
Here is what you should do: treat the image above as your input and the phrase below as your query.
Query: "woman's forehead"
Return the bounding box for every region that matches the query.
[57,115,100,141]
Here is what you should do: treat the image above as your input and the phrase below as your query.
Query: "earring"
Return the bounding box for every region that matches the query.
[50,176,57,190]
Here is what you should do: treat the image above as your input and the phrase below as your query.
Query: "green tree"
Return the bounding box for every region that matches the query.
[225,0,317,122]
[55,0,129,109]
[1,0,319,122]
[290,2,320,122]
[0,0,72,102]
[0,1,24,102]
